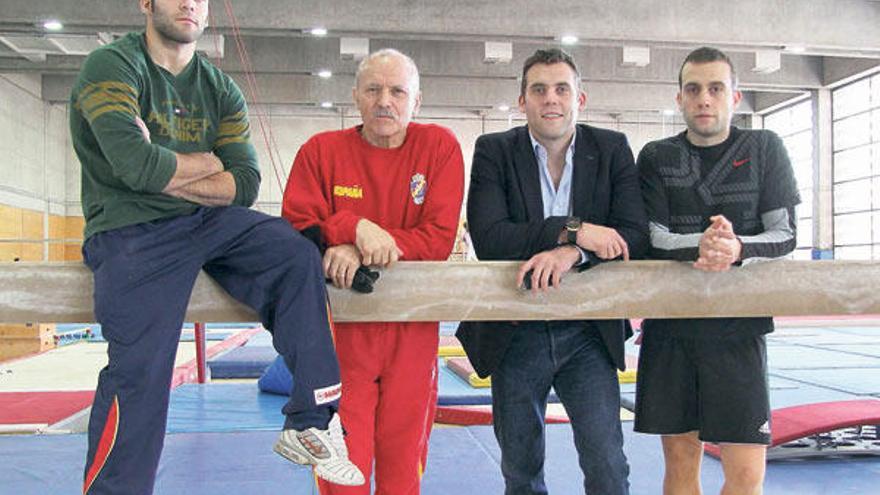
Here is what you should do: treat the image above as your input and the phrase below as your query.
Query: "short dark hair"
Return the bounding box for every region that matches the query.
[520,48,581,97]
[678,46,738,89]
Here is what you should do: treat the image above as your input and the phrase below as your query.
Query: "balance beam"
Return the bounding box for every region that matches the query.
[1,260,878,323]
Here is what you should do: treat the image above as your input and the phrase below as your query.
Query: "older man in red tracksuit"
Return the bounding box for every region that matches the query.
[282,48,464,495]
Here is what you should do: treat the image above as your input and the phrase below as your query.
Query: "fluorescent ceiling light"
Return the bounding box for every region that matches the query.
[496,104,510,112]
[320,101,333,108]
[316,70,332,79]
[309,27,328,36]
[43,20,63,31]
[560,35,578,45]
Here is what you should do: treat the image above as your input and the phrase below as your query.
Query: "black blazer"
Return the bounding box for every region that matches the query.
[456,124,648,378]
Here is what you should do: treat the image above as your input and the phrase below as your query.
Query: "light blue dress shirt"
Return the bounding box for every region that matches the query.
[530,132,575,218]
[529,131,587,264]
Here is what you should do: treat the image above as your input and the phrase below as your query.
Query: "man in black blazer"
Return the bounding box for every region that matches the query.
[457,48,647,494]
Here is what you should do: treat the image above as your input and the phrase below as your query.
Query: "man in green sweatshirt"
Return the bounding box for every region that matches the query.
[71,1,363,493]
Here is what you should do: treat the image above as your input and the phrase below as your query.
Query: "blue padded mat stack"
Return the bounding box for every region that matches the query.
[257,355,498,404]
[208,330,277,379]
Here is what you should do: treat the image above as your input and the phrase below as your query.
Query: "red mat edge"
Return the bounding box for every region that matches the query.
[171,326,263,388]
[704,399,880,458]
[0,390,96,425]
[0,327,264,426]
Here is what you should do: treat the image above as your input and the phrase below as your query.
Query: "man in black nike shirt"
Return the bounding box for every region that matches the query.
[635,46,800,495]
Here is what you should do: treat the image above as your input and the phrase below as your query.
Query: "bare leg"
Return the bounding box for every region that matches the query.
[661,432,703,495]
[718,443,766,495]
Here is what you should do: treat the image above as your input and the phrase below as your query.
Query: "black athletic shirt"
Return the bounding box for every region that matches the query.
[637,127,800,339]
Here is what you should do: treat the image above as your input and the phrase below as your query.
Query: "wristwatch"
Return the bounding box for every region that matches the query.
[565,216,581,245]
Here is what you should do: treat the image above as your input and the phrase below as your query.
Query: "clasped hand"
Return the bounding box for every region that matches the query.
[694,215,742,272]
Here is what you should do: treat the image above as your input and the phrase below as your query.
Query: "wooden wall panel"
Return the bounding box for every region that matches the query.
[64,244,82,261]
[65,216,84,240]
[0,244,20,262]
[0,204,21,239]
[0,206,86,262]
[21,209,43,239]
[48,215,66,261]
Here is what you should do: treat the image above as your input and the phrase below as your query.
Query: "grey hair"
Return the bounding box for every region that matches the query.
[355,48,420,93]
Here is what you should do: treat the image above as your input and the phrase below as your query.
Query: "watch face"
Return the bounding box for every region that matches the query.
[566,217,581,230]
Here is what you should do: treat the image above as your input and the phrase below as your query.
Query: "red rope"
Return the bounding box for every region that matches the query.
[214,0,286,194]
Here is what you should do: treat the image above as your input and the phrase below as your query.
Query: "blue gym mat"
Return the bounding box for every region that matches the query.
[167,383,287,433]
[765,378,860,409]
[825,326,880,336]
[764,344,880,369]
[770,368,880,395]
[769,326,827,337]
[4,423,879,494]
[815,343,880,358]
[767,330,880,346]
[0,431,315,495]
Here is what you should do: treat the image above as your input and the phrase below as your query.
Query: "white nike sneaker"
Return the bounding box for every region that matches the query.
[274,414,365,486]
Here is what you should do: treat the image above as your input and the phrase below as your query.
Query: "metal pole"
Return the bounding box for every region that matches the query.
[194,322,207,384]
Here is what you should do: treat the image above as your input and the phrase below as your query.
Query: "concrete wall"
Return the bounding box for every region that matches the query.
[0,73,82,261]
[1,74,48,210]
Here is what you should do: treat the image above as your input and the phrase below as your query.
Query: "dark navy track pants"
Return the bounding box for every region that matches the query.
[81,207,341,495]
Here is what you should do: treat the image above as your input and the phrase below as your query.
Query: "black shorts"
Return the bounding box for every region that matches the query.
[633,330,771,445]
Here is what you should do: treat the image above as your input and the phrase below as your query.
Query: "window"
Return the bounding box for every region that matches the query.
[833,112,871,151]
[834,179,872,214]
[764,99,814,258]
[834,146,872,182]
[832,73,880,259]
[833,79,870,120]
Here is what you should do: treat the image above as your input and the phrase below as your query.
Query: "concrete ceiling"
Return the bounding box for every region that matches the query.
[1,0,879,116]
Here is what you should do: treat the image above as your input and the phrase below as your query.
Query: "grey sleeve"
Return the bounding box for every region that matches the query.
[649,207,796,262]
[740,207,798,260]
[648,221,702,261]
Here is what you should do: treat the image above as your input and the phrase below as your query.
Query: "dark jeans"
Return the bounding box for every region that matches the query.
[82,207,340,495]
[492,322,630,495]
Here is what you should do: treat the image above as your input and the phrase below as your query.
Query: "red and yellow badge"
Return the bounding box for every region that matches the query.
[410,173,426,205]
